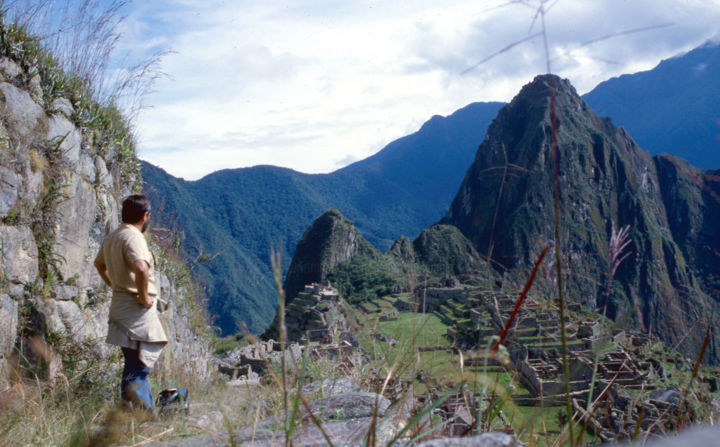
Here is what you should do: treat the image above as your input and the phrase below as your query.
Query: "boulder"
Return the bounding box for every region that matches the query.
[50,98,74,118]
[301,377,356,398]
[53,174,99,288]
[416,433,523,447]
[46,114,83,169]
[226,373,260,387]
[0,82,45,144]
[142,417,374,447]
[650,386,681,405]
[54,300,85,343]
[0,293,18,356]
[0,57,21,81]
[53,284,79,301]
[18,156,44,215]
[34,298,67,337]
[8,283,24,297]
[306,391,390,421]
[81,298,113,358]
[28,74,43,104]
[0,224,39,284]
[624,425,720,447]
[0,164,19,217]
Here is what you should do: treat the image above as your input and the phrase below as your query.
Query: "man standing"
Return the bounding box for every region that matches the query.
[94,194,167,411]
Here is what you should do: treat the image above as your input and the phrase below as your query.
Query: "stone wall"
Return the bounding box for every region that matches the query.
[0,55,212,388]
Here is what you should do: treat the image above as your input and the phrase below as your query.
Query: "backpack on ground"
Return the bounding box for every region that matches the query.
[156,387,190,414]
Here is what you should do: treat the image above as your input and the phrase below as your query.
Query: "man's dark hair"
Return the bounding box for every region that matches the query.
[121,194,151,224]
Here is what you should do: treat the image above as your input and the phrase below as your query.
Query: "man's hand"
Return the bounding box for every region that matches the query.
[136,292,154,308]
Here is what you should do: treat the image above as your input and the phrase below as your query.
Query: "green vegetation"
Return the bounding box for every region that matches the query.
[320,223,490,309]
[356,299,571,444]
[329,255,406,304]
[0,13,141,187]
[29,135,69,282]
[212,333,248,356]
[351,284,720,445]
[442,74,720,366]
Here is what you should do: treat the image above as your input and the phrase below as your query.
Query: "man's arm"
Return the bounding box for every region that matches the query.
[132,259,153,308]
[94,257,112,287]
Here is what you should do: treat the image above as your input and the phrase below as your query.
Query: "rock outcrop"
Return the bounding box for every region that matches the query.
[412,224,488,278]
[282,209,376,305]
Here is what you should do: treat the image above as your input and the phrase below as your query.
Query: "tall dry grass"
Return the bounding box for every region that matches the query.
[1,0,168,120]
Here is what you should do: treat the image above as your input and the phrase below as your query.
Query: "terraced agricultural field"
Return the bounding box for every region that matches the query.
[355,293,568,442]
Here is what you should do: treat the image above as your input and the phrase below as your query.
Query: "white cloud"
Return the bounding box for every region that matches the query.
[125,0,720,180]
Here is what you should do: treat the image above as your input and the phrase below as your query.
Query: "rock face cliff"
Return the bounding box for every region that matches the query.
[442,74,720,363]
[0,43,212,386]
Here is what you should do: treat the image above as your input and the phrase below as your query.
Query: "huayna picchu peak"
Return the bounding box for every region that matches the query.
[282,209,377,307]
[442,74,720,364]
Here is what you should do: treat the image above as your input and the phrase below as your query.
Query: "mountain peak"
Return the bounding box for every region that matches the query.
[519,74,573,95]
[511,74,582,110]
[282,209,375,305]
[443,76,719,363]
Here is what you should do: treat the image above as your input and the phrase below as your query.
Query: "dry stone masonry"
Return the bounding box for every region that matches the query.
[0,54,212,389]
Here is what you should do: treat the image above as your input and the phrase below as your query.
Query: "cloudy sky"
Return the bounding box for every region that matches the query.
[108,0,720,180]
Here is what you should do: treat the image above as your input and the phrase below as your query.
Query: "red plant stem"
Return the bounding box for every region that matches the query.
[492,244,553,352]
[691,326,711,380]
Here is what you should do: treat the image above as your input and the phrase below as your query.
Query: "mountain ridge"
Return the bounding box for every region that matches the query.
[279,74,719,363]
[583,40,720,169]
[143,42,720,335]
[142,101,503,334]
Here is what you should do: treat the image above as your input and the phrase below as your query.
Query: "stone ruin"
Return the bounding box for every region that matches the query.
[436,388,479,437]
[283,281,353,343]
[217,336,359,387]
[403,285,693,442]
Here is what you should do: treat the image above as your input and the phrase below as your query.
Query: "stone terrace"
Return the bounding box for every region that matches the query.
[397,285,676,441]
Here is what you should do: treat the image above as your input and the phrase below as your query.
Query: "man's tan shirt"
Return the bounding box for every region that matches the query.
[95,224,167,367]
[96,223,158,296]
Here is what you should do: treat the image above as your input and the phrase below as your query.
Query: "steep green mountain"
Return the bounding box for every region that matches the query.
[583,40,720,169]
[654,158,720,293]
[281,210,490,306]
[282,209,378,305]
[442,74,720,363]
[142,102,503,334]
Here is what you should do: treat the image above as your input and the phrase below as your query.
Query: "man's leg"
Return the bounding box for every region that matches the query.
[121,347,155,411]
[120,347,140,398]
